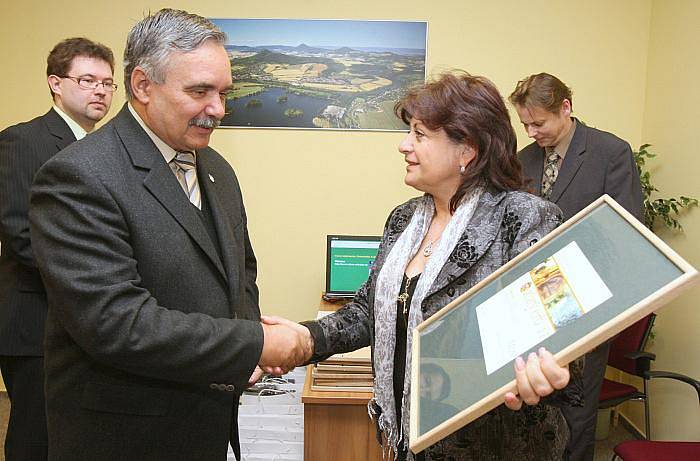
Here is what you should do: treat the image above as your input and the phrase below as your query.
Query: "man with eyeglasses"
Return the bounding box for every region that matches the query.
[0,37,114,461]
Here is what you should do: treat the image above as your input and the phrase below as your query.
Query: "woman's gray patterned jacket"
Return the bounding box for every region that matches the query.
[304,188,583,460]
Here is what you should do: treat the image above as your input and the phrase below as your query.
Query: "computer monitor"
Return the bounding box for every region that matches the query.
[325,235,381,299]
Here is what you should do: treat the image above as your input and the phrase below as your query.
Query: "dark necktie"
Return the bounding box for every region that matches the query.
[541,148,560,200]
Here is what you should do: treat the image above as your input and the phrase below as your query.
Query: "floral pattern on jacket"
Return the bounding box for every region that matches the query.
[305,189,583,460]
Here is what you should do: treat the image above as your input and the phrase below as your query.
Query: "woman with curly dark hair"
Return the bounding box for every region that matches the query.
[271,71,582,460]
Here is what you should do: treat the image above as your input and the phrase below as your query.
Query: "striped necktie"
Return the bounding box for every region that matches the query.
[541,148,560,200]
[170,151,201,209]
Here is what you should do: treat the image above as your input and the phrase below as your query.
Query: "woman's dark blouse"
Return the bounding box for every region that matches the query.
[394,273,421,460]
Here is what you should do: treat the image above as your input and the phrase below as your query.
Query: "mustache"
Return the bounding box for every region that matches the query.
[188,118,221,129]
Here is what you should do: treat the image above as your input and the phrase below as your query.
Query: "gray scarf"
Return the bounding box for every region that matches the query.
[370,189,483,458]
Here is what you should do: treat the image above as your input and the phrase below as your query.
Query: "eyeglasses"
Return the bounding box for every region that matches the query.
[59,76,118,92]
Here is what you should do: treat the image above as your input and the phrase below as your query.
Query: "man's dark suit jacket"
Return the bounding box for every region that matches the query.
[29,105,265,461]
[519,119,644,221]
[518,119,643,461]
[0,108,75,357]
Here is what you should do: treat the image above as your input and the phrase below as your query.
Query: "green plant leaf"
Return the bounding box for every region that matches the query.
[633,144,697,232]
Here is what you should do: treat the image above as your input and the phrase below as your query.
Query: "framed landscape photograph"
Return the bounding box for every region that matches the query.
[209,18,427,130]
[410,195,699,453]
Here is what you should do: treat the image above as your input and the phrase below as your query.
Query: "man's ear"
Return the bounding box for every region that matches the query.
[561,99,572,117]
[130,67,152,104]
[47,75,62,98]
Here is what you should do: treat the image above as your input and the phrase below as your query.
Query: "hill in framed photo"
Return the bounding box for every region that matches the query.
[210,18,427,131]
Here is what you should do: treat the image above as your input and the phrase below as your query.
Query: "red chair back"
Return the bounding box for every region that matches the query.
[607,314,655,375]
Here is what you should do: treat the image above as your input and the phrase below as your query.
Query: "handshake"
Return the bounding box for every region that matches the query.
[258,315,314,375]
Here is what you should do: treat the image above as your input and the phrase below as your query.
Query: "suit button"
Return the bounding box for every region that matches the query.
[209,383,218,390]
[225,384,235,392]
[217,384,226,391]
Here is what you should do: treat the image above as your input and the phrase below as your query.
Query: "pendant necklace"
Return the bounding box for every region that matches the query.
[423,236,440,258]
[398,286,410,317]
[398,275,419,324]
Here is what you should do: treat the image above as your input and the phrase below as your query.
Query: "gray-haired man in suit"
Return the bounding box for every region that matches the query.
[0,37,114,461]
[28,9,309,461]
[509,73,644,461]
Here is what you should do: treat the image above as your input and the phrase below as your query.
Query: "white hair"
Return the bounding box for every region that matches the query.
[123,8,226,100]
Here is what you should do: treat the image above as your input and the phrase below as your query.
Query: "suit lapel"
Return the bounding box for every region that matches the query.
[44,108,76,152]
[550,120,586,203]
[521,146,545,195]
[112,105,227,281]
[197,151,242,304]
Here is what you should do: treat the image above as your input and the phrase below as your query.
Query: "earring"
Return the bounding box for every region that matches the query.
[460,165,466,175]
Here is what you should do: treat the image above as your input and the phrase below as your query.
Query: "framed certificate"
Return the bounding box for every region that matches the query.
[410,195,698,453]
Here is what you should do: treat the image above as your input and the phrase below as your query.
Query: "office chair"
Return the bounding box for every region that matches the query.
[611,374,700,460]
[599,314,657,438]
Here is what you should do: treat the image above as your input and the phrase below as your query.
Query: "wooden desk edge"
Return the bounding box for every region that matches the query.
[302,366,374,405]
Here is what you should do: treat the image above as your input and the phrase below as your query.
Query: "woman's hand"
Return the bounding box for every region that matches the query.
[247,366,265,387]
[504,347,570,410]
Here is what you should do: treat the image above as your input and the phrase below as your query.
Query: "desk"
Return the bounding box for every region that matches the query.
[318,296,349,312]
[302,367,384,461]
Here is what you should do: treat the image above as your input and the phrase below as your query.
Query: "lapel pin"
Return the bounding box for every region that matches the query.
[209,174,215,183]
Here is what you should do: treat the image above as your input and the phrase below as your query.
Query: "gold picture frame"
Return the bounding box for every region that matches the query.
[410,194,698,453]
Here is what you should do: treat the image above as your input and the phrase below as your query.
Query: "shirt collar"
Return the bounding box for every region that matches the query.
[52,105,87,140]
[127,103,179,164]
[551,118,577,159]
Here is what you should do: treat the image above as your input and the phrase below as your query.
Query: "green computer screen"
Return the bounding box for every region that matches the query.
[327,236,380,294]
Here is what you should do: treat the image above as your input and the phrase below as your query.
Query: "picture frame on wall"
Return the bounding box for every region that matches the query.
[209,18,427,131]
[410,195,699,454]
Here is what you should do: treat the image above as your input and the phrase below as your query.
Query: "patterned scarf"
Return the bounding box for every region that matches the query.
[370,188,483,458]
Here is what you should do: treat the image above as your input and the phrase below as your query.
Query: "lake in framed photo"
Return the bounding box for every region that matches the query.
[210,18,427,131]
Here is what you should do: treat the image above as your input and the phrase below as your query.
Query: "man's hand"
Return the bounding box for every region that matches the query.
[504,347,570,410]
[258,315,314,375]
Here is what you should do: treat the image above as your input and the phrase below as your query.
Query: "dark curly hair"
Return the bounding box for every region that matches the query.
[395,71,524,213]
